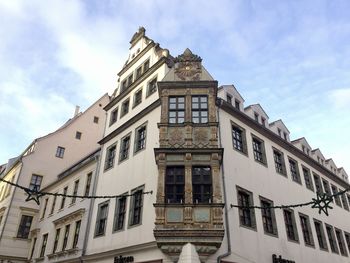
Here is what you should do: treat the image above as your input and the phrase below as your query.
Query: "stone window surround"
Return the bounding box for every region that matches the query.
[273,147,287,176]
[231,121,248,156]
[236,185,256,230]
[313,218,328,251]
[298,213,314,247]
[283,208,299,243]
[119,132,132,163]
[128,185,145,228]
[251,134,267,166]
[302,165,314,192]
[288,157,302,185]
[259,195,278,237]
[94,200,110,237]
[134,122,147,154]
[113,192,128,232]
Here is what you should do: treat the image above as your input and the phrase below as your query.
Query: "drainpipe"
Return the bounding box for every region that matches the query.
[216,99,232,263]
[81,97,109,262]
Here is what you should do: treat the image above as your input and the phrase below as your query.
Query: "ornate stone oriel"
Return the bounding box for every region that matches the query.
[154,49,224,262]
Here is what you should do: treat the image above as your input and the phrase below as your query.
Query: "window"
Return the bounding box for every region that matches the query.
[192,96,208,123]
[121,99,130,117]
[41,198,48,219]
[143,59,150,72]
[231,123,246,153]
[72,220,81,248]
[254,112,259,122]
[147,77,157,96]
[71,180,79,204]
[313,173,323,194]
[93,116,99,123]
[50,195,57,215]
[52,228,60,253]
[314,219,328,250]
[322,179,332,200]
[344,232,350,256]
[331,185,342,207]
[283,209,298,242]
[56,146,65,158]
[127,74,133,87]
[29,174,43,191]
[17,215,33,239]
[136,66,142,79]
[135,124,147,152]
[62,224,70,251]
[234,99,240,110]
[75,131,82,140]
[192,167,212,204]
[121,79,127,92]
[113,196,127,231]
[109,108,118,126]
[261,117,266,127]
[165,167,185,204]
[335,228,347,256]
[273,149,286,175]
[104,144,116,170]
[260,197,277,236]
[226,94,232,104]
[129,187,143,226]
[302,167,313,191]
[84,172,92,196]
[283,132,288,141]
[40,234,48,258]
[119,135,131,162]
[252,136,266,164]
[169,96,185,123]
[289,158,301,183]
[60,187,68,209]
[340,190,349,211]
[326,224,339,253]
[237,187,256,229]
[299,214,314,246]
[133,89,142,107]
[95,201,109,236]
[277,128,281,137]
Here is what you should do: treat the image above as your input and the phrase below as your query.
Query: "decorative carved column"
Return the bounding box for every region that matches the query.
[184,153,192,204]
[211,154,222,204]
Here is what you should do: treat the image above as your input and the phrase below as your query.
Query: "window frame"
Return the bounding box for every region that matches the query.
[94,200,109,237]
[191,95,208,124]
[331,184,342,207]
[104,143,117,171]
[39,233,48,258]
[133,88,143,108]
[113,194,128,232]
[71,180,79,204]
[134,123,147,154]
[313,219,328,251]
[283,209,299,242]
[75,131,82,140]
[288,157,301,184]
[192,166,212,204]
[326,224,339,254]
[60,186,68,210]
[168,96,185,124]
[299,213,314,247]
[313,173,323,194]
[72,220,81,249]
[146,76,157,97]
[120,98,130,118]
[109,107,119,126]
[56,146,65,158]
[119,133,131,162]
[84,172,92,196]
[236,186,256,230]
[252,135,267,165]
[273,148,286,176]
[302,166,314,191]
[231,121,247,155]
[29,174,43,192]
[259,196,278,237]
[165,166,185,204]
[128,186,144,227]
[62,224,70,251]
[335,228,348,256]
[52,228,60,254]
[16,215,33,239]
[50,195,57,215]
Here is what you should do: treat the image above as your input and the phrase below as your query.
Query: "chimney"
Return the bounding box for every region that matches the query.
[74,105,80,117]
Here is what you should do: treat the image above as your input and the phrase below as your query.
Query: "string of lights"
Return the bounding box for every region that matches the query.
[0,177,153,205]
[0,177,349,216]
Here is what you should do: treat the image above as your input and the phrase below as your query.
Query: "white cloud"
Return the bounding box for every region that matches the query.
[329,88,350,110]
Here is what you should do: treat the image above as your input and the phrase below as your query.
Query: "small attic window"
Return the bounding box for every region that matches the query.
[254,112,259,122]
[261,117,266,127]
[226,94,232,104]
[137,48,140,53]
[283,132,287,141]
[235,100,240,110]
[307,149,310,155]
[302,145,305,153]
[277,128,281,137]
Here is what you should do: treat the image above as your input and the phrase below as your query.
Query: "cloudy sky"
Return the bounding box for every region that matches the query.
[0,0,349,172]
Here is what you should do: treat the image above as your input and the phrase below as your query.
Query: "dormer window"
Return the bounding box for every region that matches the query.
[307,149,310,155]
[143,59,150,72]
[121,80,127,92]
[254,112,259,122]
[302,145,305,153]
[261,117,266,127]
[226,94,232,104]
[283,132,287,141]
[136,66,142,79]
[127,74,133,87]
[235,100,240,110]
[277,128,281,137]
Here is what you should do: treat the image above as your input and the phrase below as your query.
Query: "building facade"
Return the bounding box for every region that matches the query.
[0,94,109,262]
[1,28,350,263]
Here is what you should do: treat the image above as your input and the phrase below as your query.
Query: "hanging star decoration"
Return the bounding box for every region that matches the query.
[311,192,333,216]
[24,188,43,205]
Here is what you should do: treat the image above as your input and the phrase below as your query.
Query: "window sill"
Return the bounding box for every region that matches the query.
[128,222,142,230]
[239,224,257,232]
[133,147,146,156]
[305,243,315,249]
[263,231,278,238]
[118,157,129,164]
[286,238,299,244]
[254,159,268,167]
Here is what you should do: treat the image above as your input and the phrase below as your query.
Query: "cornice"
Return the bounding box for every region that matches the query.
[99,99,161,145]
[105,57,168,111]
[53,208,85,226]
[218,99,350,189]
